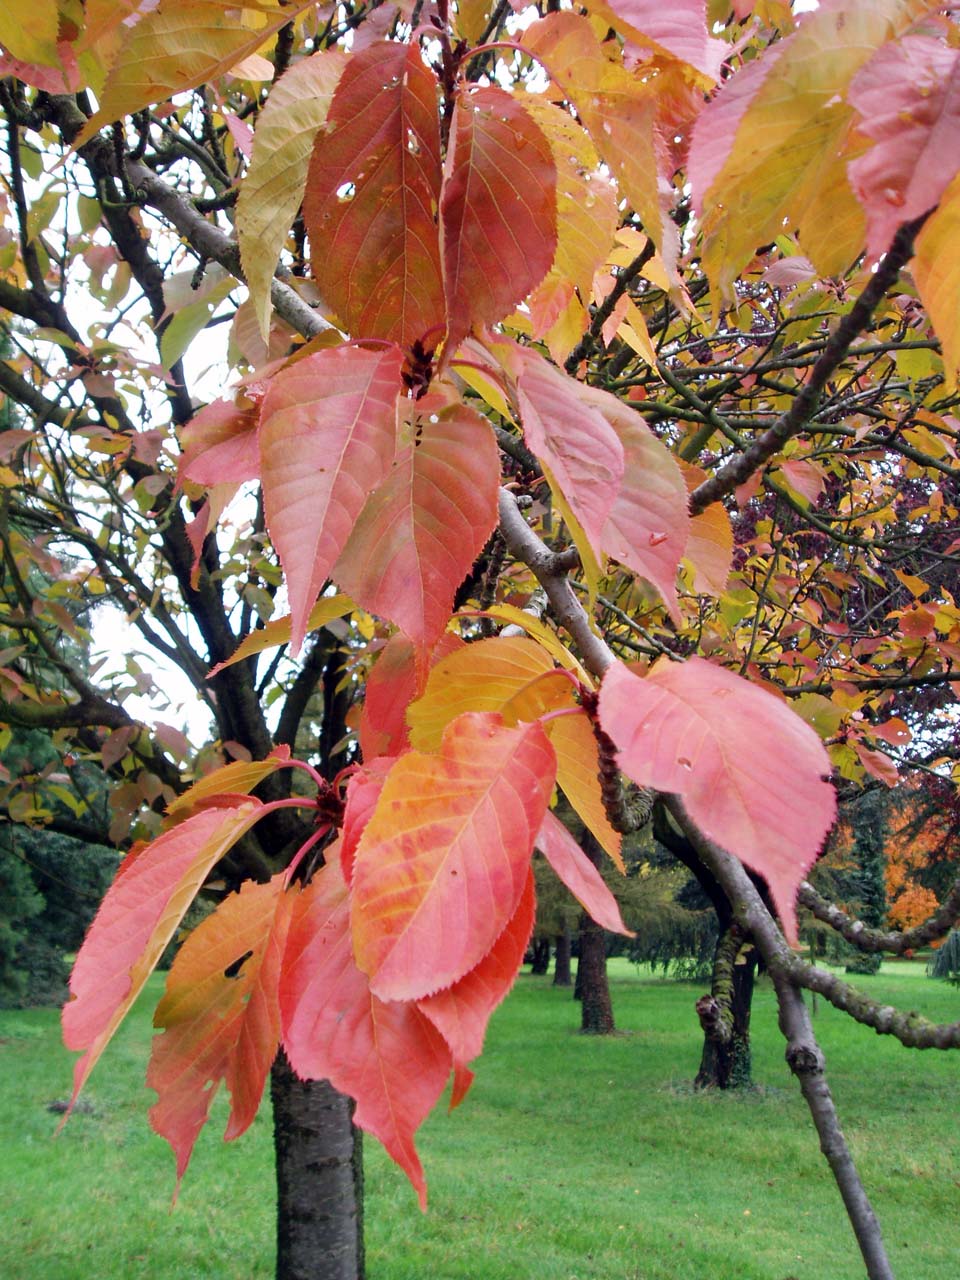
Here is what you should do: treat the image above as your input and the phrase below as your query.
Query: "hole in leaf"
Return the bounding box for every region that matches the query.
[224,949,254,980]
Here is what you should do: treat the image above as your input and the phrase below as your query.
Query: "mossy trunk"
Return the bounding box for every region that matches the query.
[695,931,756,1090]
[272,1050,365,1280]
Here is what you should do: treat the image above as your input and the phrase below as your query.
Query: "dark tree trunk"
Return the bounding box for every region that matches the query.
[695,930,756,1090]
[529,935,551,974]
[552,928,572,986]
[271,1050,365,1280]
[576,832,615,1034]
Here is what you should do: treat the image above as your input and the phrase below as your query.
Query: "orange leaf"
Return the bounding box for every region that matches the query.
[546,710,623,871]
[440,85,557,358]
[166,745,292,818]
[351,713,557,1001]
[76,1,317,144]
[304,42,444,348]
[62,802,266,1111]
[406,634,562,752]
[280,857,451,1207]
[147,874,296,1184]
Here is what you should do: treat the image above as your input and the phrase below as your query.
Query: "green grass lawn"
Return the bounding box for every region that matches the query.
[1,958,958,1279]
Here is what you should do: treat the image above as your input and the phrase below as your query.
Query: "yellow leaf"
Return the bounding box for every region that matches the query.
[913,170,960,392]
[0,0,60,66]
[206,594,355,676]
[76,0,317,144]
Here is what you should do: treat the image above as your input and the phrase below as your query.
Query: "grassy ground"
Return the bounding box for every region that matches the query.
[1,958,957,1279]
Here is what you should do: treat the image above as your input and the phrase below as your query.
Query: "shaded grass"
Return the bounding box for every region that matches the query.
[1,959,958,1278]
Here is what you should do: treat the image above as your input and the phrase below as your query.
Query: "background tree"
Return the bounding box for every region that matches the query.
[1,5,960,1280]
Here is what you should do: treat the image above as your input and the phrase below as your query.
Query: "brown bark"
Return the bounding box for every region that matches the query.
[529,936,551,975]
[552,928,572,986]
[271,1050,365,1280]
[576,832,615,1034]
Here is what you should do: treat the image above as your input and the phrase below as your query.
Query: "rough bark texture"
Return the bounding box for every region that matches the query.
[695,929,756,1089]
[553,928,572,986]
[529,936,551,975]
[271,1050,365,1280]
[576,832,615,1034]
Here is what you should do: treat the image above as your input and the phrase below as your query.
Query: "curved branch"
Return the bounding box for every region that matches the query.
[799,877,960,953]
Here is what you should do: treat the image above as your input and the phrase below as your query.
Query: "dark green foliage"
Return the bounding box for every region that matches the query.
[0,827,115,1008]
[844,790,889,976]
[928,930,960,986]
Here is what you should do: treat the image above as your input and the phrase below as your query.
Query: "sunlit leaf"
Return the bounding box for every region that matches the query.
[535,809,631,935]
[351,712,557,1001]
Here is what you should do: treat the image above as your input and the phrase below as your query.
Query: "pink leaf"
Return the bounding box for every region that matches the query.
[535,809,632,936]
[512,346,624,554]
[178,398,260,487]
[258,345,403,653]
[335,401,500,654]
[417,869,535,1103]
[280,858,452,1207]
[62,802,266,1111]
[593,0,725,81]
[598,658,836,942]
[848,36,960,260]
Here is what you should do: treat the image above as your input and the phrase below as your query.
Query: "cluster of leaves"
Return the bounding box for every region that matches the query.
[0,0,958,1226]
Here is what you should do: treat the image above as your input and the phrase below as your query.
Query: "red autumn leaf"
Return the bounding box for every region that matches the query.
[598,658,836,942]
[417,868,535,1107]
[511,346,624,556]
[147,874,296,1184]
[62,802,266,1111]
[303,42,445,349]
[440,85,557,358]
[350,712,557,1002]
[535,809,632,936]
[334,401,500,654]
[280,856,452,1207]
[258,345,404,654]
[847,36,960,261]
[178,397,260,487]
[359,633,418,762]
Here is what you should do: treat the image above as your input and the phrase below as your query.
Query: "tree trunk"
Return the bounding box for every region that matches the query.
[271,1049,365,1280]
[576,832,615,1034]
[552,928,572,986]
[695,930,756,1090]
[529,935,551,975]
